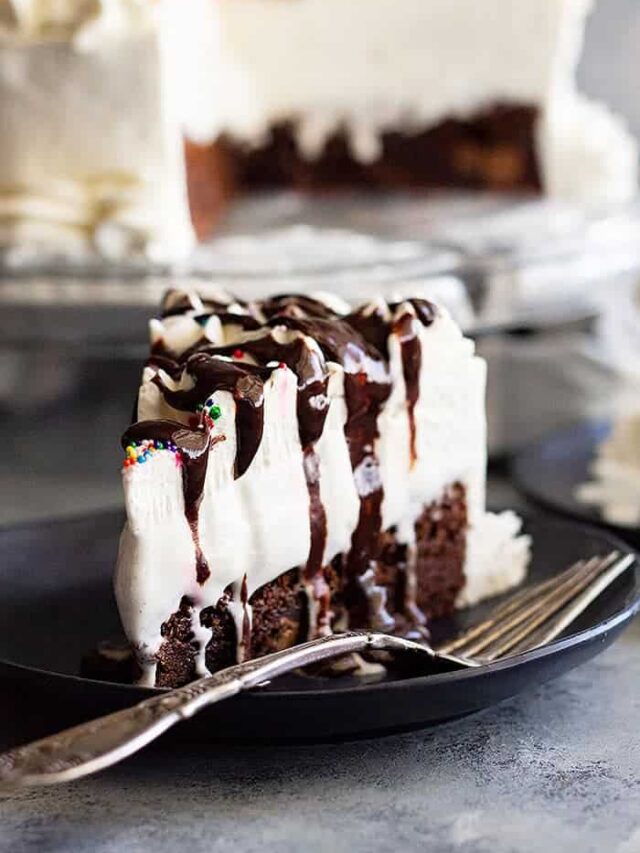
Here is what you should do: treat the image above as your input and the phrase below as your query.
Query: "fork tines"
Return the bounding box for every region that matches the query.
[436,551,635,663]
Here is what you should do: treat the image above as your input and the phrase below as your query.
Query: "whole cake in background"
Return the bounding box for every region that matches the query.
[116,286,530,687]
[0,0,637,262]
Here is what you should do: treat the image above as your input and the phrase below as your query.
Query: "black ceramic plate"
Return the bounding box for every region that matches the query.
[0,510,638,743]
[512,420,640,549]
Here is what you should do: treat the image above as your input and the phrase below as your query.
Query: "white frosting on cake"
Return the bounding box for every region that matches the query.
[0,0,155,43]
[316,364,361,564]
[0,0,220,262]
[0,18,192,261]
[577,416,640,527]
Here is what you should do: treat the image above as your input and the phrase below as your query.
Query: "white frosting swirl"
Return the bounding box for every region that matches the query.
[0,0,156,45]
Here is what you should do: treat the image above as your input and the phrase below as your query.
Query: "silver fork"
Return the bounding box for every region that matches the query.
[0,550,634,789]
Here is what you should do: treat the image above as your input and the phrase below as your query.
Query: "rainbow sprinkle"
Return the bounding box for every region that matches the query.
[196,398,223,421]
[122,439,181,471]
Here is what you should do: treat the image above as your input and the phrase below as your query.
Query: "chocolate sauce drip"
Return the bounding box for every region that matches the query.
[259,294,339,321]
[265,315,392,620]
[160,289,206,318]
[302,446,329,596]
[146,353,186,379]
[160,288,240,319]
[195,312,261,332]
[222,332,332,611]
[264,314,390,461]
[347,298,436,360]
[393,312,422,468]
[390,298,436,329]
[151,354,273,477]
[348,301,434,468]
[216,334,330,448]
[342,372,391,620]
[345,304,391,359]
[122,419,213,584]
[266,315,386,377]
[239,575,251,660]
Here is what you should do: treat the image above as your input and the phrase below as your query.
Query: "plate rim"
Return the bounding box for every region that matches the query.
[512,418,640,536]
[0,511,638,701]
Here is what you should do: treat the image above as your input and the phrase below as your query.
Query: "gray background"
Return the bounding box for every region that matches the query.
[580,0,640,144]
[2,2,640,852]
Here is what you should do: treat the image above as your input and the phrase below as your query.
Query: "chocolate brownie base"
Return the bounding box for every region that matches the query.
[414,483,468,618]
[213,105,540,196]
[94,485,468,687]
[156,595,199,688]
[152,571,309,688]
[184,137,234,242]
[181,105,540,240]
[249,568,309,657]
[370,483,468,628]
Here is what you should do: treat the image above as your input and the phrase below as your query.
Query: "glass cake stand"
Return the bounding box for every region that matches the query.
[1,192,640,522]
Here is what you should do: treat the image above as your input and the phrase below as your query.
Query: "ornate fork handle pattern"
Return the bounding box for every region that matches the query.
[0,632,429,788]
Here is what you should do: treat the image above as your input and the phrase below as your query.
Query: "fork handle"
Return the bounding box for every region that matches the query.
[0,631,429,789]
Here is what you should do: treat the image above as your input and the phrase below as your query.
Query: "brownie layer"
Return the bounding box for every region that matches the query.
[156,595,199,688]
[151,484,467,687]
[183,138,234,242]
[153,570,309,688]
[185,105,540,224]
[249,568,309,657]
[414,483,468,618]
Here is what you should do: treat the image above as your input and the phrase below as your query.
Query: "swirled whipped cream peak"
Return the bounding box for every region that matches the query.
[115,286,530,687]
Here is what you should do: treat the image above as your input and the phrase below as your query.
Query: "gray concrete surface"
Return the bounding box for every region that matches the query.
[1,616,640,853]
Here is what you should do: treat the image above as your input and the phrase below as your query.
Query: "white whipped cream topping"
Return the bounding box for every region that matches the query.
[459,510,531,607]
[316,364,360,564]
[0,16,195,263]
[577,416,640,527]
